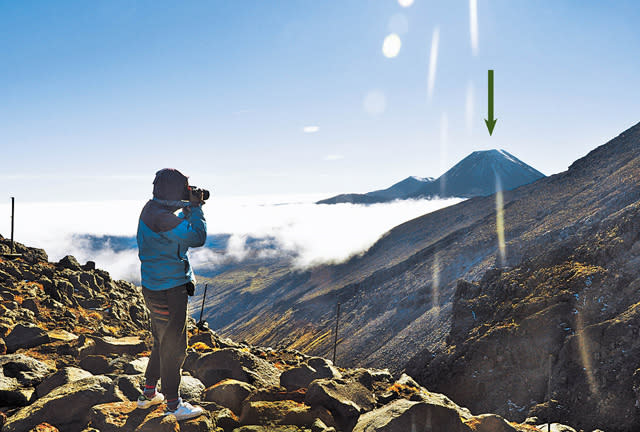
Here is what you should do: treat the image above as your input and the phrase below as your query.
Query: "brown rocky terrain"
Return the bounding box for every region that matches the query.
[0,236,573,431]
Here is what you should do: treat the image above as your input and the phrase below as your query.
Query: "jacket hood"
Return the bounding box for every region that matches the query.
[152,168,188,201]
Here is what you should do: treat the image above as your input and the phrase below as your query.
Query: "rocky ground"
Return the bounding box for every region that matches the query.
[0,236,584,431]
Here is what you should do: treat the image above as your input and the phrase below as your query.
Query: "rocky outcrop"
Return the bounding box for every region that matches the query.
[0,237,583,431]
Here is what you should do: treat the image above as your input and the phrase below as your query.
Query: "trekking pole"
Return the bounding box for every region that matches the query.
[10,197,15,254]
[332,302,341,365]
[196,283,208,332]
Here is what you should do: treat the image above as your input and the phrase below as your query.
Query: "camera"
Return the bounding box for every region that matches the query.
[183,185,210,201]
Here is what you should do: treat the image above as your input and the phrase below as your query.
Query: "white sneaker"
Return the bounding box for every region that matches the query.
[137,391,165,409]
[164,398,204,421]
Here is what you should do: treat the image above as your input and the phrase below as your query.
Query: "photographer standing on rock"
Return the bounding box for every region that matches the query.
[135,168,207,420]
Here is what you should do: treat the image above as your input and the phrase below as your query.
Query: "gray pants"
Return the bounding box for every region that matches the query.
[142,284,188,400]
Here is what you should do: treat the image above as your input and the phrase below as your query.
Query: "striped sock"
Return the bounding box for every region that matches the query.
[143,384,156,398]
[166,397,180,411]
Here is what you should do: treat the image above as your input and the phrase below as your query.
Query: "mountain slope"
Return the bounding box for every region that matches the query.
[317,149,544,204]
[200,121,640,367]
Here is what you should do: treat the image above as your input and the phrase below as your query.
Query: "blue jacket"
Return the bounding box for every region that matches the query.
[137,199,207,290]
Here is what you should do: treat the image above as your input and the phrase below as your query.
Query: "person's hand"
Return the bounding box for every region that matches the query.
[189,188,204,206]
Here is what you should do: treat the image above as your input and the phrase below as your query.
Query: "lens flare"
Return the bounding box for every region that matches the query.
[495,173,506,266]
[432,251,441,317]
[388,13,409,35]
[398,0,414,7]
[427,27,440,101]
[465,81,475,135]
[382,33,402,58]
[576,312,598,396]
[469,0,479,56]
[363,90,386,116]
[439,113,448,196]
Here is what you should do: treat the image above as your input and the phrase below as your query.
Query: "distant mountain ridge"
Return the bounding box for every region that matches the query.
[317,149,545,204]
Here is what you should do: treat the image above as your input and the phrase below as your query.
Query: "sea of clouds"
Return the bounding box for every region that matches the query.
[0,195,462,283]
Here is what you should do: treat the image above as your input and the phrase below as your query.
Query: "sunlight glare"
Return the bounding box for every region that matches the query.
[398,0,414,8]
[427,27,440,100]
[495,174,506,266]
[470,0,479,56]
[382,33,402,58]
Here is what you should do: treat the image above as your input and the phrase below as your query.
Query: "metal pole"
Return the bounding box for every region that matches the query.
[332,302,341,364]
[548,354,552,432]
[10,197,15,254]
[197,283,208,332]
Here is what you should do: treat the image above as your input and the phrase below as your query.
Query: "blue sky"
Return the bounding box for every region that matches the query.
[2,1,640,201]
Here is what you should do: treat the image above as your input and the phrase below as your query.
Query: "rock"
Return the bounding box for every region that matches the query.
[353,398,470,432]
[58,255,81,271]
[239,400,333,427]
[108,374,145,401]
[91,335,147,356]
[46,329,78,343]
[28,423,60,432]
[308,357,342,380]
[124,356,149,375]
[180,375,206,402]
[0,338,5,356]
[2,375,113,432]
[4,324,51,353]
[79,355,111,375]
[214,407,240,431]
[187,348,281,388]
[311,418,336,432]
[21,298,39,314]
[280,364,317,391]
[36,367,93,397]
[305,378,375,431]
[464,414,517,432]
[83,261,96,271]
[535,424,578,432]
[74,335,96,358]
[245,387,307,404]
[232,426,309,432]
[205,379,256,415]
[0,354,55,405]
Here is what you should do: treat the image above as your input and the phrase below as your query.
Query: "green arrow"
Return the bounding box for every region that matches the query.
[485,69,497,136]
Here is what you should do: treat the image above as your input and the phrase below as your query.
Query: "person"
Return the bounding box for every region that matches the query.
[135,168,206,421]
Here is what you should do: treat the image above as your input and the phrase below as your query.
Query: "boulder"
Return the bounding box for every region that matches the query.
[58,255,81,271]
[305,378,375,431]
[2,375,113,432]
[91,335,147,356]
[4,324,50,353]
[90,401,213,432]
[27,423,60,432]
[280,364,317,391]
[46,329,78,343]
[0,354,55,406]
[79,355,111,375]
[239,400,333,427]
[36,367,93,397]
[124,356,149,375]
[352,398,470,432]
[245,387,307,404]
[187,348,281,388]
[213,407,240,431]
[204,379,256,415]
[464,414,517,432]
[180,375,206,402]
[108,374,145,401]
[308,357,342,380]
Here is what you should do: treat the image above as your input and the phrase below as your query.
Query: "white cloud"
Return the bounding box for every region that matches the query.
[303,126,320,133]
[0,195,463,281]
[324,154,344,161]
